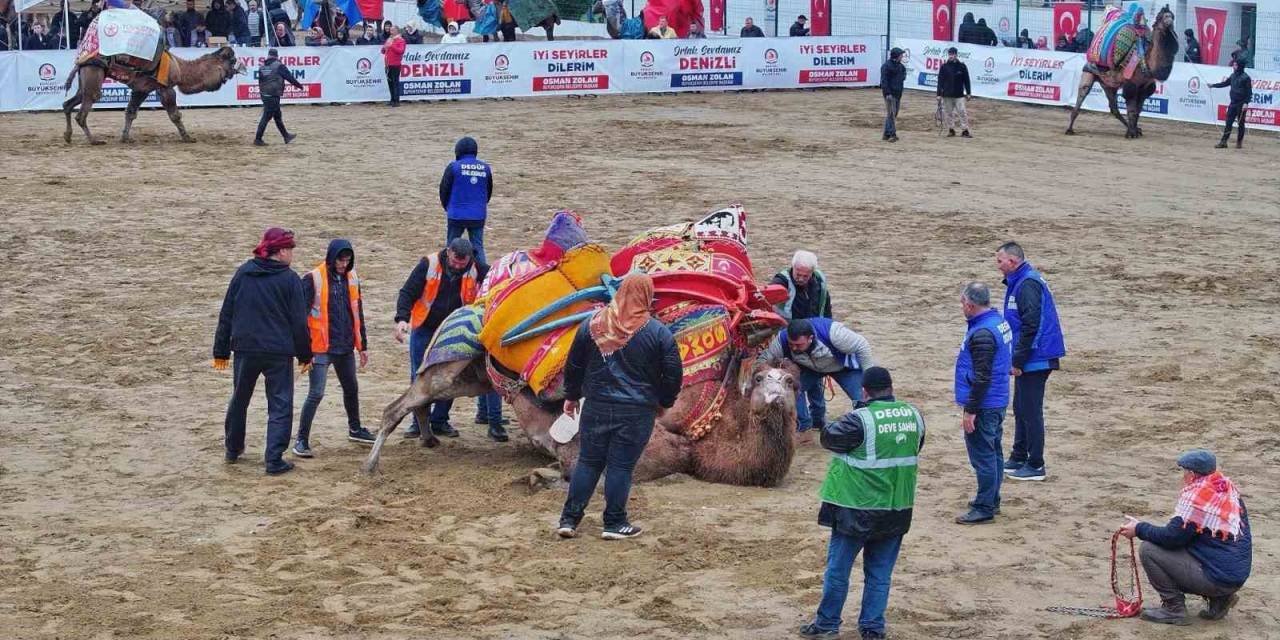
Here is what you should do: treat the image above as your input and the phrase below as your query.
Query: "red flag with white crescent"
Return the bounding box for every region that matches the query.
[1196,6,1228,65]
[710,0,725,32]
[810,0,830,36]
[931,0,953,41]
[1053,2,1082,45]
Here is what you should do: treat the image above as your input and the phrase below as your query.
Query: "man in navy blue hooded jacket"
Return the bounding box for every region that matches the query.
[439,136,494,265]
[996,241,1066,482]
[213,228,312,475]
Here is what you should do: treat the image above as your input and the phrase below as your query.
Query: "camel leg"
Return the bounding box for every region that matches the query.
[543,16,556,41]
[362,357,488,474]
[1124,94,1141,139]
[1065,72,1095,135]
[74,79,105,146]
[121,89,150,143]
[158,87,194,143]
[1106,87,1129,129]
[62,91,82,144]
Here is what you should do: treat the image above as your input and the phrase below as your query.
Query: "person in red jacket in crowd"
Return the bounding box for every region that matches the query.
[381,25,406,107]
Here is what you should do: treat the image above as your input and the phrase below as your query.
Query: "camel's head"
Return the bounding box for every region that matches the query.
[1153,5,1174,33]
[746,358,800,416]
[212,45,246,76]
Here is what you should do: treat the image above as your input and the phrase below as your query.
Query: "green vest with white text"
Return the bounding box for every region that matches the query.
[819,400,923,510]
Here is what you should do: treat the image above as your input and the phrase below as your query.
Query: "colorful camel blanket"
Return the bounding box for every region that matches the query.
[422,305,485,372]
[1086,4,1148,79]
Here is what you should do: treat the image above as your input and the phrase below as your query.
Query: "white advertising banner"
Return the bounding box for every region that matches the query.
[894,37,1280,132]
[0,37,881,113]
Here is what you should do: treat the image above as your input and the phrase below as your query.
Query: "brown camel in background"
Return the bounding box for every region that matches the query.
[63,46,244,145]
[1066,5,1178,138]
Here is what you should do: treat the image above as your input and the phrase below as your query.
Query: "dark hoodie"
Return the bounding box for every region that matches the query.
[302,239,367,354]
[214,257,312,362]
[438,136,494,222]
[957,12,980,45]
[977,18,997,46]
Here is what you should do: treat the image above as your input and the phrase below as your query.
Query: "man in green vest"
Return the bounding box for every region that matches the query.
[771,250,832,321]
[799,366,924,640]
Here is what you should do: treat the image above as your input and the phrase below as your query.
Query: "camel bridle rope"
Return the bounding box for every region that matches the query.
[1045,529,1143,619]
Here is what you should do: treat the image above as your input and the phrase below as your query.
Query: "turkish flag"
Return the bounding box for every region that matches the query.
[931,0,953,41]
[1053,2,1082,46]
[355,0,383,20]
[1196,7,1228,65]
[710,0,725,32]
[810,0,830,36]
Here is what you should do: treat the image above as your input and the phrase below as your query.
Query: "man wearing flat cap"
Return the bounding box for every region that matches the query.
[800,366,924,640]
[1119,450,1253,625]
[790,15,809,36]
[213,228,313,475]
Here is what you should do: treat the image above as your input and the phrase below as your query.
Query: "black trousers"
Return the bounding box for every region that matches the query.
[296,352,361,442]
[500,23,517,41]
[224,353,294,466]
[255,95,289,141]
[386,64,401,105]
[1221,100,1246,143]
[1009,369,1051,469]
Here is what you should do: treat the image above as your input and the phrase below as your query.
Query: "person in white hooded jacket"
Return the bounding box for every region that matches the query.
[440,21,468,43]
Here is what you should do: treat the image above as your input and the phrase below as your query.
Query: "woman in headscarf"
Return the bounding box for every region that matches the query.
[556,272,684,541]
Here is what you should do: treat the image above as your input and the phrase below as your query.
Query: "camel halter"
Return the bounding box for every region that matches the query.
[1045,530,1143,618]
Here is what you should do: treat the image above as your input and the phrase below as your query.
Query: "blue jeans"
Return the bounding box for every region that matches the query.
[560,401,656,529]
[475,392,504,426]
[446,220,487,266]
[964,407,1006,516]
[408,327,452,429]
[796,368,863,431]
[1010,370,1050,469]
[224,353,294,466]
[297,352,361,442]
[883,94,900,137]
[813,531,904,634]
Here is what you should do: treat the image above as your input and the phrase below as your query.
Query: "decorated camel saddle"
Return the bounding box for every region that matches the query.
[421,206,789,437]
[77,8,171,84]
[1086,4,1150,81]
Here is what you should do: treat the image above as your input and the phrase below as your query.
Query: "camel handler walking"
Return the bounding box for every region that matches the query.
[760,318,874,434]
[254,48,303,146]
[393,238,500,440]
[293,239,377,458]
[213,228,312,476]
[800,367,924,640]
[557,273,683,541]
[1211,57,1252,149]
[936,46,972,138]
[1119,450,1252,625]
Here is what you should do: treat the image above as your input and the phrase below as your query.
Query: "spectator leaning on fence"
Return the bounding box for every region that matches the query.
[957,12,980,44]
[648,15,677,39]
[273,21,295,46]
[355,23,378,45]
[441,21,468,44]
[741,17,764,37]
[789,15,809,37]
[936,46,972,138]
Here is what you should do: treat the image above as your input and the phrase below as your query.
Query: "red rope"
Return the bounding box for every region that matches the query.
[1110,530,1143,618]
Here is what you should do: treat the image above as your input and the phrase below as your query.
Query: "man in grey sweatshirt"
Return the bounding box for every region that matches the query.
[761,318,874,432]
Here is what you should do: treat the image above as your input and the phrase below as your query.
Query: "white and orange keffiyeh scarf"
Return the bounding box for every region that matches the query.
[1174,471,1242,540]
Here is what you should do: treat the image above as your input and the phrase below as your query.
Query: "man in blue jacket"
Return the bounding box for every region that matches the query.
[1120,450,1251,625]
[996,241,1065,482]
[213,228,313,475]
[954,282,1012,524]
[440,136,494,265]
[760,318,874,433]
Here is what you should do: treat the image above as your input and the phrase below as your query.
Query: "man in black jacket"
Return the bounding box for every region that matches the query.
[977,18,997,46]
[789,15,808,37]
[957,12,980,44]
[557,273,683,541]
[213,228,312,475]
[393,238,492,439]
[879,48,906,142]
[295,239,377,458]
[740,17,764,37]
[176,0,203,46]
[1212,58,1252,149]
[1183,28,1201,63]
[254,49,303,146]
[936,46,972,138]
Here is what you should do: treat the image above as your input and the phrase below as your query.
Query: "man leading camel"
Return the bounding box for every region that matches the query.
[394,238,499,440]
[213,228,312,476]
[557,273,683,540]
[761,318,874,434]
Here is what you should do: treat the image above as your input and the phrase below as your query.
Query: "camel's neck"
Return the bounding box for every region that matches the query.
[171,56,231,95]
[1148,25,1177,82]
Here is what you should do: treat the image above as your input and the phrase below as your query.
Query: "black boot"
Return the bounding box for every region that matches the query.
[488,423,509,442]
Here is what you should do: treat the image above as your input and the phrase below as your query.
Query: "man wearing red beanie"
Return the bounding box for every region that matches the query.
[213,228,313,475]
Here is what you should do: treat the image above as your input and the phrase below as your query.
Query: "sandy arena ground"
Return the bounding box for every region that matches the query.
[1,89,1277,640]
